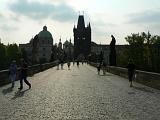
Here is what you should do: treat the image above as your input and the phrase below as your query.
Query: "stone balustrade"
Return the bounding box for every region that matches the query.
[89,62,160,90]
[0,61,58,87]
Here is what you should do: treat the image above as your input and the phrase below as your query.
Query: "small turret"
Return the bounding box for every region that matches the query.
[43,26,47,31]
[88,22,91,29]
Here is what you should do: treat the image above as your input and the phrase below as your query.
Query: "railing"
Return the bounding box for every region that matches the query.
[0,61,58,87]
[89,62,160,90]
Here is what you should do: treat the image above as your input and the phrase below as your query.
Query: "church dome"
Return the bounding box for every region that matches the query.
[38,26,52,39]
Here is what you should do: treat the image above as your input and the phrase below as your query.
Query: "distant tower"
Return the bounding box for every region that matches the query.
[73,15,91,59]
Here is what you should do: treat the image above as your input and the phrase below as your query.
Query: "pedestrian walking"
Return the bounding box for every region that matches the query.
[60,60,64,69]
[102,61,106,75]
[67,61,71,70]
[9,60,17,88]
[97,63,101,75]
[57,60,60,70]
[18,59,31,90]
[127,59,135,87]
[77,61,79,68]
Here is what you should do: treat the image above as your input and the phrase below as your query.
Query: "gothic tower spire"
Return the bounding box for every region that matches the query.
[77,15,85,29]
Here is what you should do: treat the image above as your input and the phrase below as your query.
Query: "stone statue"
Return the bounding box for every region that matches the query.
[109,35,116,66]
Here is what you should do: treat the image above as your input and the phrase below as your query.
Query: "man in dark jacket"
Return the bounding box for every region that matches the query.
[18,59,31,90]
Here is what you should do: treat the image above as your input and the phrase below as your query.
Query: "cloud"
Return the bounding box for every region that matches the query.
[51,4,77,22]
[92,19,117,37]
[0,13,3,18]
[9,0,77,22]
[0,13,5,21]
[127,9,160,24]
[0,24,18,31]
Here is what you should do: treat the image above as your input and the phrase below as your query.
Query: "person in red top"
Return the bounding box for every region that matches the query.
[18,59,31,90]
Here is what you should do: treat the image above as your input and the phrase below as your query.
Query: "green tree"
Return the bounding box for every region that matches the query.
[0,43,24,70]
[125,32,160,73]
[0,43,7,70]
[6,43,22,65]
[125,33,145,70]
[117,49,128,67]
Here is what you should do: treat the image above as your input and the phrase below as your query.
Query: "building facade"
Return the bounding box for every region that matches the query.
[91,42,129,65]
[73,15,91,59]
[63,39,74,61]
[19,26,53,63]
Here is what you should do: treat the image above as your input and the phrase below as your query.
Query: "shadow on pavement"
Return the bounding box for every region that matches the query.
[99,74,112,76]
[11,89,29,100]
[133,86,154,93]
[2,87,13,95]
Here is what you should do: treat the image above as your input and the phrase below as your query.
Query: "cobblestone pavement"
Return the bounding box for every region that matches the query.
[0,64,160,120]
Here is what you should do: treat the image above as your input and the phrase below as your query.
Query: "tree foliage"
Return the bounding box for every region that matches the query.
[0,43,7,70]
[124,32,160,73]
[0,43,22,70]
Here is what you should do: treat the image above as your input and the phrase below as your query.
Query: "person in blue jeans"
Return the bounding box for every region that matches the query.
[9,60,17,88]
[18,59,31,90]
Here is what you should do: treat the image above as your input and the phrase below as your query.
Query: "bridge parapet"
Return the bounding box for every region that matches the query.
[0,61,58,87]
[89,62,160,90]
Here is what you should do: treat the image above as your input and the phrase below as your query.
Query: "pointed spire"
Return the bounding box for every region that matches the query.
[59,36,61,43]
[73,24,76,31]
[88,22,91,27]
[88,22,91,29]
[77,15,85,29]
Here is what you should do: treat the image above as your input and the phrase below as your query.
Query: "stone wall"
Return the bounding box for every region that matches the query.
[0,61,58,87]
[89,62,160,90]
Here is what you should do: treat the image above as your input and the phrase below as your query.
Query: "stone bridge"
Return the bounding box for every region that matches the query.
[0,63,160,120]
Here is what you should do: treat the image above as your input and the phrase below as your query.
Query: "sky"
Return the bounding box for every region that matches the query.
[0,0,160,45]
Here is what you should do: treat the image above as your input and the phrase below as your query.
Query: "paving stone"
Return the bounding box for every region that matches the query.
[0,64,160,120]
